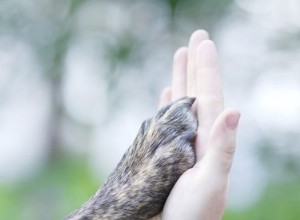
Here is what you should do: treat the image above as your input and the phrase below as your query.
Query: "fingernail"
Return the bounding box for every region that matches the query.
[225,112,241,130]
[198,40,218,68]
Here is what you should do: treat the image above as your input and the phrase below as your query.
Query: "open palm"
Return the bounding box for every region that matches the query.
[157,30,240,220]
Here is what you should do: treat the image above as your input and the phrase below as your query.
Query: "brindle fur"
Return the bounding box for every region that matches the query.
[65,97,197,220]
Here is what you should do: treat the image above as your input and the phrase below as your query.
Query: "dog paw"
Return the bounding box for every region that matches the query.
[115,97,198,219]
[67,98,198,220]
[138,97,197,172]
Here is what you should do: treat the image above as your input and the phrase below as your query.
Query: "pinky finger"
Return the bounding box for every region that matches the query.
[158,87,172,109]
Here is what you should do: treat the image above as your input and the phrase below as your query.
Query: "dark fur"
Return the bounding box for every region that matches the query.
[65,97,197,220]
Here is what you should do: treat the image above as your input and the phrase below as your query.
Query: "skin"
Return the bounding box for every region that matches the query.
[66,98,198,220]
[158,30,241,220]
[65,29,240,220]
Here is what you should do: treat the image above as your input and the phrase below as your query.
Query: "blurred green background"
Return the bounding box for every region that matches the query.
[1,0,300,219]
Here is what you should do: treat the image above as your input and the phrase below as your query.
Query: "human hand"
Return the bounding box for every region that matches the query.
[158,30,241,220]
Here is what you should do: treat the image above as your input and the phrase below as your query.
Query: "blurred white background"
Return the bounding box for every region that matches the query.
[1,0,300,219]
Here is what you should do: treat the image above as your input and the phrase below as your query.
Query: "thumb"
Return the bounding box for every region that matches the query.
[203,109,241,175]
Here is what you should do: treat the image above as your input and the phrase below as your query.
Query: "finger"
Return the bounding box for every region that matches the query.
[172,47,188,101]
[196,40,224,132]
[158,87,172,109]
[198,109,241,174]
[187,30,209,97]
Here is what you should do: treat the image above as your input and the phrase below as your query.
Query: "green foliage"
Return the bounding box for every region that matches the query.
[224,181,300,220]
[0,157,99,220]
[2,169,300,220]
[1,0,300,219]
